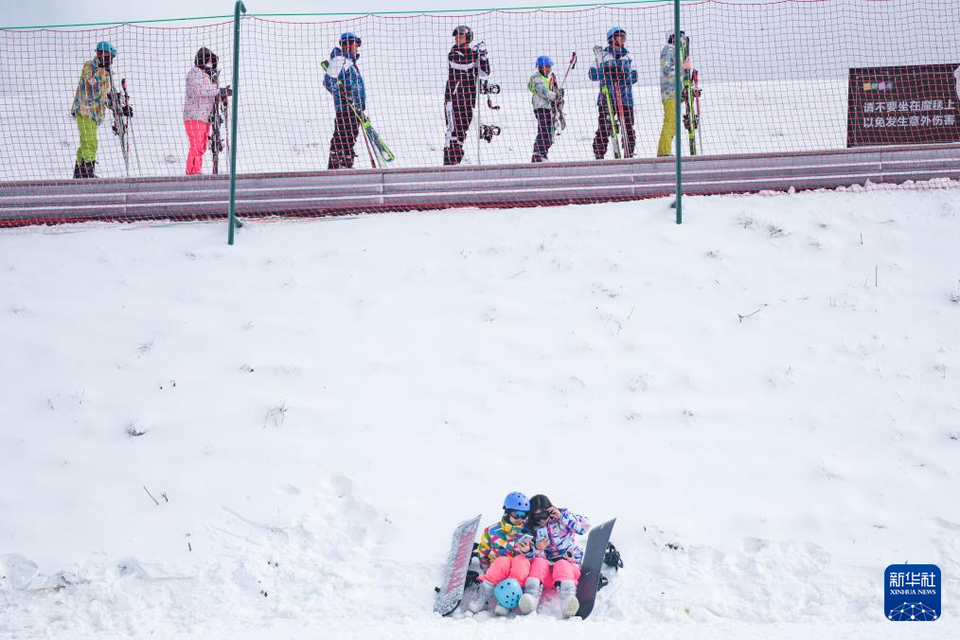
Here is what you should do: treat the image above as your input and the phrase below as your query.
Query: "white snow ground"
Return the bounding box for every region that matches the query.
[1,184,959,638]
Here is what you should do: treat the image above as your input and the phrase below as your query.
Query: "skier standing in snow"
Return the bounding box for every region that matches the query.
[657,31,694,157]
[589,27,638,159]
[183,47,230,175]
[528,56,564,163]
[467,492,538,614]
[518,494,590,618]
[323,32,365,170]
[443,25,491,166]
[70,41,132,179]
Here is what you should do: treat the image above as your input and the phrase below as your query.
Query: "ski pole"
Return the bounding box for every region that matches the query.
[559,51,577,88]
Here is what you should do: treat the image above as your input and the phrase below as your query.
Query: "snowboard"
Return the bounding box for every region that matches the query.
[433,514,482,616]
[575,517,617,619]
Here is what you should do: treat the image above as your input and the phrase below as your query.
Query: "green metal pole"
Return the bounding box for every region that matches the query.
[673,0,682,224]
[228,1,246,245]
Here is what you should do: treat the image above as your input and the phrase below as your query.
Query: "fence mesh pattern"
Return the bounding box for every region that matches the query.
[0,0,959,214]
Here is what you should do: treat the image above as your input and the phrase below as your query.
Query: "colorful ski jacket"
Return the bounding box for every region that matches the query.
[323,47,365,113]
[532,508,590,565]
[183,66,221,122]
[588,45,638,108]
[660,44,689,101]
[477,516,535,570]
[444,44,490,104]
[71,58,112,124]
[528,72,558,110]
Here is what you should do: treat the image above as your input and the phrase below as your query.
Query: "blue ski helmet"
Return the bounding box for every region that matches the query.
[494,578,523,609]
[95,41,117,56]
[340,32,362,46]
[536,55,553,69]
[503,491,530,511]
[607,26,626,42]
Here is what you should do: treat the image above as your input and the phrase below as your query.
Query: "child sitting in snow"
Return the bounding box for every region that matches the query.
[518,493,590,617]
[467,491,540,615]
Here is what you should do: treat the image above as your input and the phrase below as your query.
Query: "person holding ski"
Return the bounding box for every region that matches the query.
[183,47,230,175]
[518,494,590,618]
[528,56,564,163]
[323,32,365,170]
[443,25,491,166]
[70,41,132,179]
[467,491,540,615]
[657,31,694,157]
[589,27,638,160]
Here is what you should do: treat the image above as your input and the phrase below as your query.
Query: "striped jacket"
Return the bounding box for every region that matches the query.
[71,59,112,124]
[533,508,590,565]
[444,44,490,103]
[476,516,534,570]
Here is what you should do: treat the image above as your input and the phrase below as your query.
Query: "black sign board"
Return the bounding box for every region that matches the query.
[847,64,960,147]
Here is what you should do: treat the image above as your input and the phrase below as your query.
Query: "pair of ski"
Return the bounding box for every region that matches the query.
[321,59,394,168]
[434,515,617,619]
[107,72,136,176]
[549,52,577,139]
[208,74,230,175]
[680,37,702,156]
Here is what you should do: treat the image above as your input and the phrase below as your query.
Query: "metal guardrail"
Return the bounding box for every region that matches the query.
[1,144,959,227]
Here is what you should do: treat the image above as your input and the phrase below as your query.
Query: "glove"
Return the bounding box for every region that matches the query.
[120,105,133,117]
[474,41,487,56]
[556,87,565,100]
[220,86,232,102]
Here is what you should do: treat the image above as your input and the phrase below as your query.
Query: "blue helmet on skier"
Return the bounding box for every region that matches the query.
[494,578,523,610]
[340,32,362,46]
[607,26,626,42]
[536,55,553,70]
[95,41,117,56]
[503,491,530,512]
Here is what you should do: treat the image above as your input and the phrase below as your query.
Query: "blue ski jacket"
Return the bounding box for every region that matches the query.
[323,47,365,113]
[589,45,638,108]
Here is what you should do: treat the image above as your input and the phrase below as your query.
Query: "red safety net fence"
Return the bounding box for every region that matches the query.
[1,0,959,227]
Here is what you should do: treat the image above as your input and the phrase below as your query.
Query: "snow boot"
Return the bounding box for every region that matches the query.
[73,161,83,179]
[467,579,495,613]
[81,161,98,179]
[494,603,510,616]
[518,577,542,614]
[558,579,579,618]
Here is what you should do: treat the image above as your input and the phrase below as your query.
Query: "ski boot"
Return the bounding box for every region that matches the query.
[466,579,495,614]
[558,579,579,618]
[518,577,542,614]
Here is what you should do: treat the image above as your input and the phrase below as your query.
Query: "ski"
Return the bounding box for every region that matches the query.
[209,79,229,175]
[682,52,701,155]
[593,45,622,159]
[552,51,576,137]
[107,71,131,175]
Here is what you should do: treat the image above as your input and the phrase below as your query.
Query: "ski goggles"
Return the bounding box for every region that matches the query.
[507,510,528,519]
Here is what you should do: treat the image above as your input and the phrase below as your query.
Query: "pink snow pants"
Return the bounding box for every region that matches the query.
[185,120,210,175]
[527,558,582,587]
[482,555,533,586]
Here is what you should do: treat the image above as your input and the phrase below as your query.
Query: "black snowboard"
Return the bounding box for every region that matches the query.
[575,517,616,619]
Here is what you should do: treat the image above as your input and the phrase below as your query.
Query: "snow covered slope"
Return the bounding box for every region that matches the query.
[1,184,958,638]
